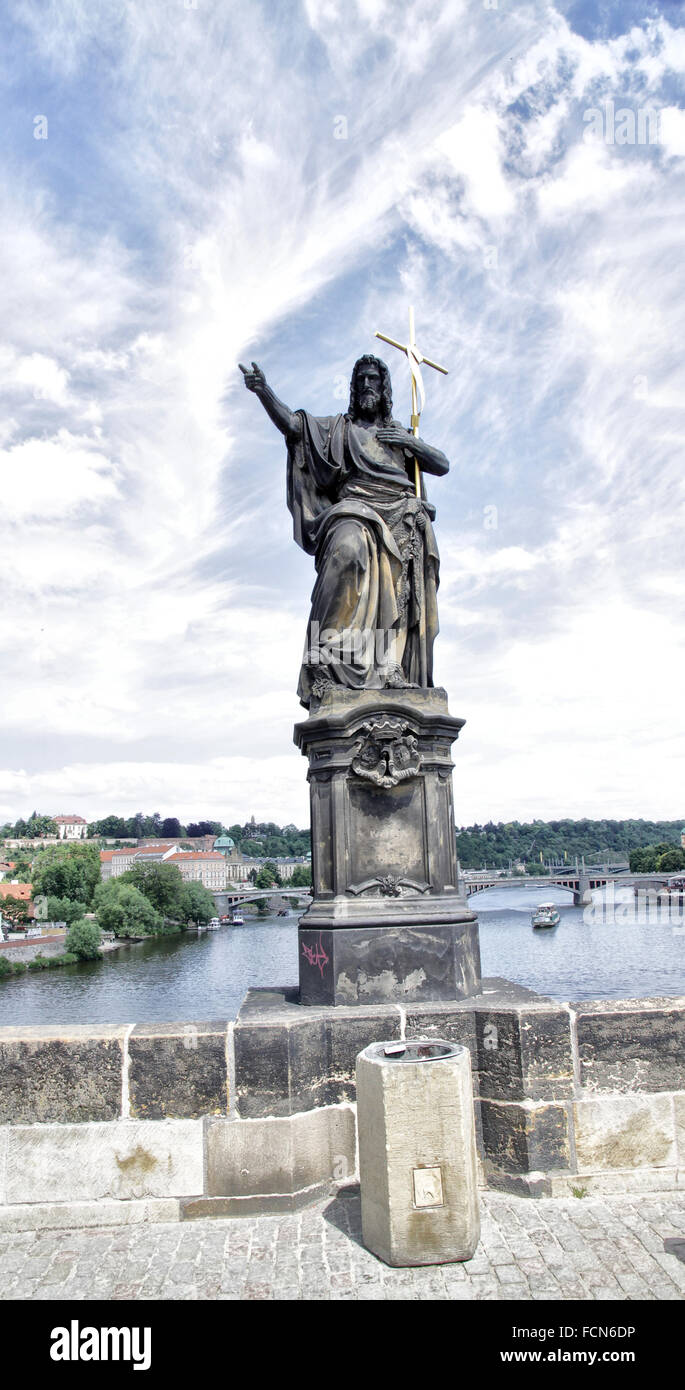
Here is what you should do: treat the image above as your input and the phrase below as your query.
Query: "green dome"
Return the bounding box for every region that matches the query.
[213,835,235,851]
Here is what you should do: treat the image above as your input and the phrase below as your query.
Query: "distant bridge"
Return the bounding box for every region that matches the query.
[214,887,312,913]
[462,868,673,905]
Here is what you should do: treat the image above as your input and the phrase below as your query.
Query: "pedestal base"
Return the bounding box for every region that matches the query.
[299,919,481,1007]
[295,687,481,1006]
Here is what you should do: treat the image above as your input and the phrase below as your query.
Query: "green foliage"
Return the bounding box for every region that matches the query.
[11,960,27,975]
[629,842,684,872]
[289,864,312,887]
[47,896,88,925]
[0,895,30,926]
[6,852,33,879]
[255,861,282,889]
[120,861,186,918]
[59,952,79,966]
[178,881,216,925]
[456,819,685,870]
[94,880,164,937]
[657,849,685,873]
[0,955,12,978]
[1,811,57,839]
[66,918,102,960]
[186,820,222,838]
[32,843,100,907]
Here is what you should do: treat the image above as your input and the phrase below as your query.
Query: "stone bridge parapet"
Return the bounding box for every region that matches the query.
[1,983,684,1230]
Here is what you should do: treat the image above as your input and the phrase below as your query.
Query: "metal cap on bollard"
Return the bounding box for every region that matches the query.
[355,1037,480,1268]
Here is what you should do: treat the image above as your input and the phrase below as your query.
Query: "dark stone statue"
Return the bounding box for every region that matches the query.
[239,356,450,707]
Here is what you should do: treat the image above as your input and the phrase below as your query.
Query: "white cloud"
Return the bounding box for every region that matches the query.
[660,106,685,159]
[11,352,71,405]
[2,432,119,520]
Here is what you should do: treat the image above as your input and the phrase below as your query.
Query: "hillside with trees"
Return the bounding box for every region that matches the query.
[455,818,685,870]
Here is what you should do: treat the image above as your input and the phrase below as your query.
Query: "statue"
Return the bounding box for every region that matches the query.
[240,341,450,707]
[238,318,480,1009]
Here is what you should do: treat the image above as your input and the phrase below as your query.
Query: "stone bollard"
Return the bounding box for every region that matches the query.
[355,1039,480,1267]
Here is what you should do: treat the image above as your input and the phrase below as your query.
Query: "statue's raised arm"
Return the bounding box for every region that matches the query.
[239,361,302,442]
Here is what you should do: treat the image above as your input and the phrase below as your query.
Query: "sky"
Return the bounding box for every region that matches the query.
[1,0,684,830]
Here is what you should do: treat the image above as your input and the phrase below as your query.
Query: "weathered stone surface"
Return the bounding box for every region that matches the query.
[479,1100,571,1175]
[299,920,481,1007]
[128,1021,228,1119]
[0,1026,125,1123]
[476,1007,573,1102]
[294,688,481,1007]
[674,1094,685,1164]
[205,1105,356,1198]
[0,1126,7,1206]
[574,1096,677,1171]
[179,1188,331,1219]
[548,1167,681,1198]
[574,1001,685,1093]
[0,1198,180,1233]
[6,1120,204,1203]
[405,1003,477,1069]
[233,988,401,1117]
[356,1040,480,1266]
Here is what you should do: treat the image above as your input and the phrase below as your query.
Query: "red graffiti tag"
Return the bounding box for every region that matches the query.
[302,933,329,977]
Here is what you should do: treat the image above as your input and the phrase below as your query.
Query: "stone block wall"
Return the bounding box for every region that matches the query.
[0,982,684,1230]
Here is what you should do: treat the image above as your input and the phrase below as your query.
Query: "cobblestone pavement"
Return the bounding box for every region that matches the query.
[2,1190,685,1301]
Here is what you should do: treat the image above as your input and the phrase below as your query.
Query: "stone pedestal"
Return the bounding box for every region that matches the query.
[356,1039,480,1266]
[294,687,480,1005]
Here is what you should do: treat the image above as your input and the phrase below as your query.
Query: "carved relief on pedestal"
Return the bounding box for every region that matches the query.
[347,873,431,898]
[350,716,421,789]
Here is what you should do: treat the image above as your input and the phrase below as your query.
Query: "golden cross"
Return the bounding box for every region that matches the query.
[375,306,448,496]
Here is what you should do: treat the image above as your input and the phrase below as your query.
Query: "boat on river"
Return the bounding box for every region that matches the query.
[531,903,560,929]
[231,912,245,925]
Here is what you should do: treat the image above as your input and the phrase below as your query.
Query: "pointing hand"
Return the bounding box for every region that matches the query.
[239,361,266,394]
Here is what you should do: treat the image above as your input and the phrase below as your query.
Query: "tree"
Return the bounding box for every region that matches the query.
[46,896,88,925]
[178,881,216,925]
[90,815,130,838]
[66,918,102,960]
[32,843,101,907]
[120,861,186,918]
[255,861,282,889]
[0,895,29,927]
[186,821,222,838]
[161,817,183,839]
[24,811,58,838]
[289,865,312,887]
[94,881,164,937]
[657,849,685,873]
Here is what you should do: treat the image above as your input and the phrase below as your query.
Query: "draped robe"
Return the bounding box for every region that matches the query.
[287,411,440,707]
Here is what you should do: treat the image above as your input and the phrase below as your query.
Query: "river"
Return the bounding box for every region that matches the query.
[0,886,683,1025]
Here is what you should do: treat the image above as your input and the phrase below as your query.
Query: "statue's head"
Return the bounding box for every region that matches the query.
[348,355,393,424]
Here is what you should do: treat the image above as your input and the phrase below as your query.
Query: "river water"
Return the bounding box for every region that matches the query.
[1,886,684,1025]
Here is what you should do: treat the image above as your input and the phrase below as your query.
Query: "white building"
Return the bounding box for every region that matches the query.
[100,844,180,880]
[54,815,88,841]
[167,852,228,891]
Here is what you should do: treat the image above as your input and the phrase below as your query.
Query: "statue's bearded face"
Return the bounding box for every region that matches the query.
[348,354,392,424]
[354,363,382,420]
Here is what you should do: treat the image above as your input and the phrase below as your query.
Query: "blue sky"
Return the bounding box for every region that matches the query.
[1,0,684,828]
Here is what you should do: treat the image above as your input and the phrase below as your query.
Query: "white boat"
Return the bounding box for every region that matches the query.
[230,912,245,925]
[206,917,221,930]
[531,903,560,929]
